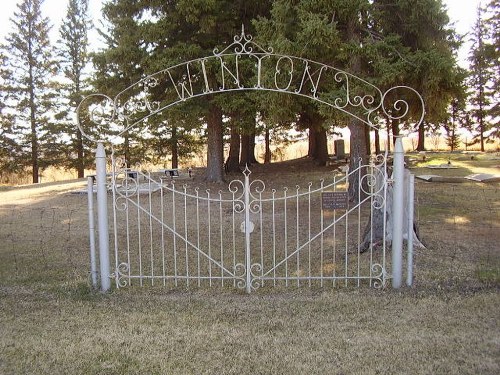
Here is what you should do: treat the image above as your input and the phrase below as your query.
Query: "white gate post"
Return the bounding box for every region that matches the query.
[392,137,404,288]
[87,176,98,288]
[96,142,111,292]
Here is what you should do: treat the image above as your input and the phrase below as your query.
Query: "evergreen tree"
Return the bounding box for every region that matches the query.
[139,0,273,181]
[0,0,59,183]
[91,0,146,167]
[468,3,494,151]
[0,50,23,181]
[373,0,459,151]
[484,0,499,141]
[57,0,93,178]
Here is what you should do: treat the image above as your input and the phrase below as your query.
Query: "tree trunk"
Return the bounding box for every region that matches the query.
[205,104,225,182]
[124,132,131,168]
[76,129,84,178]
[225,121,241,173]
[264,127,271,164]
[313,126,328,166]
[391,118,400,147]
[348,119,369,202]
[171,126,178,169]
[365,126,371,155]
[29,70,38,184]
[416,121,426,151]
[240,133,250,166]
[248,132,259,164]
[308,126,316,158]
[360,169,424,252]
[374,128,381,155]
[386,120,391,152]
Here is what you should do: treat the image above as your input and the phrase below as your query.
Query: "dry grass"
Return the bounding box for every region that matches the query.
[0,154,499,374]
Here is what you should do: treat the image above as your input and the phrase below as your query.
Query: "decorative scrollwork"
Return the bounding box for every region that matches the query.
[381,86,425,135]
[249,263,263,291]
[116,262,130,288]
[234,263,247,290]
[228,179,245,213]
[76,94,117,143]
[371,263,387,289]
[214,25,273,56]
[248,179,265,214]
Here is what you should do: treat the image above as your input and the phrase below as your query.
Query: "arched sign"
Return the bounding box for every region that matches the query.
[77,27,424,144]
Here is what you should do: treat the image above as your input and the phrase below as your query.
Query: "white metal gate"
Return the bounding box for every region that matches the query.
[79,29,423,292]
[108,153,390,292]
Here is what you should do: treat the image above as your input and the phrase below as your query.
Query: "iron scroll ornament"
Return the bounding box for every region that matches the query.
[76,28,425,144]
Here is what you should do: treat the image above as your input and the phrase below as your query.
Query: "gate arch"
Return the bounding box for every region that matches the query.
[78,28,424,292]
[77,27,424,143]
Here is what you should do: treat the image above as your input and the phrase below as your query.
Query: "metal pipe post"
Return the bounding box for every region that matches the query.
[96,142,111,292]
[392,137,404,288]
[406,173,415,287]
[87,176,98,288]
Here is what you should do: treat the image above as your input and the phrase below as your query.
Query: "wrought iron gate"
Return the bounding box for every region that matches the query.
[78,28,424,292]
[109,153,390,292]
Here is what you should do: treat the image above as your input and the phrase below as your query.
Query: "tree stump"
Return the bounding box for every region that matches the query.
[360,168,424,252]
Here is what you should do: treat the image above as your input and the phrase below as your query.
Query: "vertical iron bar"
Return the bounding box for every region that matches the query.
[284,188,288,286]
[333,176,337,287]
[148,174,154,286]
[308,183,312,287]
[407,173,415,287]
[344,168,349,287]
[160,179,166,286]
[172,183,177,287]
[184,186,189,287]
[357,159,361,287]
[296,186,300,286]
[232,189,236,287]
[244,173,252,293]
[259,190,264,287]
[272,189,277,286]
[136,174,143,287]
[196,189,201,287]
[219,191,224,286]
[207,190,212,286]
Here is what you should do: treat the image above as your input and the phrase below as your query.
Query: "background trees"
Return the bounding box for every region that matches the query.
[0,0,498,184]
[0,0,58,183]
[468,1,499,150]
[57,0,93,178]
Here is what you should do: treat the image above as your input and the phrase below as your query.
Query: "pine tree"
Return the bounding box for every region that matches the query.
[0,50,23,181]
[0,0,59,183]
[468,3,493,151]
[484,0,499,142]
[138,0,273,181]
[57,0,92,178]
[373,0,460,151]
[91,0,146,167]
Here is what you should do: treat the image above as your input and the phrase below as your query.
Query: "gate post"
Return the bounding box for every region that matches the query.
[392,137,404,288]
[96,142,111,292]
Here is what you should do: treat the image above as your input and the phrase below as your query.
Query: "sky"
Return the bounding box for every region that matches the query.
[0,0,483,66]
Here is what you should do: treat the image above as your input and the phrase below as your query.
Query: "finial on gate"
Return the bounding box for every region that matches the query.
[242,164,251,177]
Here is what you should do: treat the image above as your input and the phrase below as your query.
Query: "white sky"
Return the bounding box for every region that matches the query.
[0,0,482,64]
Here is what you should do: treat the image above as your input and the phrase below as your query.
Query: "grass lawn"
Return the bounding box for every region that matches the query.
[0,154,499,374]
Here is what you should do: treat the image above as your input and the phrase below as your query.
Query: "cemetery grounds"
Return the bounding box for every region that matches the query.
[0,153,499,374]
